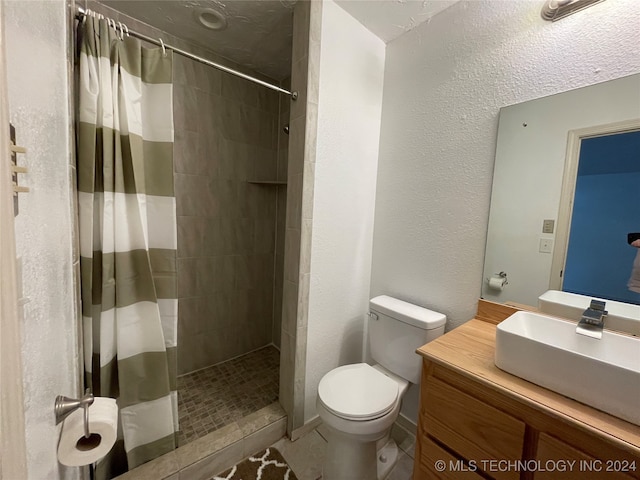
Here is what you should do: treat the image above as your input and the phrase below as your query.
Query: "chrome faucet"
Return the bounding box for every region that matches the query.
[576,299,607,339]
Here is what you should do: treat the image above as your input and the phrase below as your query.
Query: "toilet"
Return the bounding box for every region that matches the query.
[316,295,446,480]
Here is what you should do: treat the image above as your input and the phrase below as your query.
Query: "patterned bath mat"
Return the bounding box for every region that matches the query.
[212,448,299,480]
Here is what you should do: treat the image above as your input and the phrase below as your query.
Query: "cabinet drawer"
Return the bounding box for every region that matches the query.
[422,376,525,480]
[414,434,485,480]
[536,433,638,480]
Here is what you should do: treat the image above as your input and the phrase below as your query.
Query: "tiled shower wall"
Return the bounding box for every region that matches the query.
[173,55,285,375]
[273,77,291,349]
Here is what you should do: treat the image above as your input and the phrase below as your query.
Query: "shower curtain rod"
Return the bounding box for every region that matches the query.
[75,7,297,100]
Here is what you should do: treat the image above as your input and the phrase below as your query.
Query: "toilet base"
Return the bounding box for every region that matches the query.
[377,440,398,480]
[322,429,399,480]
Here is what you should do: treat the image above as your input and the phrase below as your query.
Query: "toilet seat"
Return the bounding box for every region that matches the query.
[318,363,399,421]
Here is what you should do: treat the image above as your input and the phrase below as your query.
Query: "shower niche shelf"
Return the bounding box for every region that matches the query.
[247,180,287,185]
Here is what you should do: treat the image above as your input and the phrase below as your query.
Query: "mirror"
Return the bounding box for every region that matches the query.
[482,73,640,307]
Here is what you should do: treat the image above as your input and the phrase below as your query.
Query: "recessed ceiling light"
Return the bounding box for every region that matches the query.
[194,7,227,31]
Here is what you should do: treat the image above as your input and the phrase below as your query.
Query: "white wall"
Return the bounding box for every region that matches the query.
[372,0,640,423]
[4,1,81,478]
[304,0,385,422]
[483,75,640,307]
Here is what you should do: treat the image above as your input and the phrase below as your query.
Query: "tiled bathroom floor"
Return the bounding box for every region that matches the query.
[177,345,280,445]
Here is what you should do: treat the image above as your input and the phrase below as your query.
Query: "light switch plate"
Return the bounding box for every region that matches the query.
[539,238,553,253]
[543,219,555,234]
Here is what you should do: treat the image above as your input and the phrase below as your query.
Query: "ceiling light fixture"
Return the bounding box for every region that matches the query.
[541,0,606,21]
[194,7,228,31]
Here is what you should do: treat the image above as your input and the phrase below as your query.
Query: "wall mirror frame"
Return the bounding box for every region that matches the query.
[482,73,640,308]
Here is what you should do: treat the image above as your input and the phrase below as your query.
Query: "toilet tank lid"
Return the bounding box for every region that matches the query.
[369,295,446,330]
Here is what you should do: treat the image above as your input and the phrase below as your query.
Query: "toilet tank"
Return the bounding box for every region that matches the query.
[369,295,446,384]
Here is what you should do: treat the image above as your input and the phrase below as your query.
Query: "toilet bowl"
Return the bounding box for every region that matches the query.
[317,296,446,480]
[317,364,408,480]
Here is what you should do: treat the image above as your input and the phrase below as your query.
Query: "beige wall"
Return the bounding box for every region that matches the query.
[304,0,385,423]
[4,0,81,478]
[0,0,28,476]
[372,0,640,424]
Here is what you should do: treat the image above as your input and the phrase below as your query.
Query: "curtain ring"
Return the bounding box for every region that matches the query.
[122,23,130,37]
[159,38,167,57]
[117,22,125,40]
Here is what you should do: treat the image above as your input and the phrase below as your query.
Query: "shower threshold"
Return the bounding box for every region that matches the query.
[114,402,286,480]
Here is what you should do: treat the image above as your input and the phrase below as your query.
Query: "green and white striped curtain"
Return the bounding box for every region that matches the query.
[77,16,177,477]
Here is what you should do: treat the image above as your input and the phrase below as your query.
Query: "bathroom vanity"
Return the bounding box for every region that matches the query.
[413,300,640,480]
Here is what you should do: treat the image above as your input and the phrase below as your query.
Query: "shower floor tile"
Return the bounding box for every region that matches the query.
[177,345,280,446]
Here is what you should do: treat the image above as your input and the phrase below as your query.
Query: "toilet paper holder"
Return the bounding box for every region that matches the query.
[493,271,508,284]
[486,271,509,287]
[55,389,94,439]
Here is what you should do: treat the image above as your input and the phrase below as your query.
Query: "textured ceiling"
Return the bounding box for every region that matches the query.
[101,0,296,80]
[335,0,459,43]
[99,1,460,81]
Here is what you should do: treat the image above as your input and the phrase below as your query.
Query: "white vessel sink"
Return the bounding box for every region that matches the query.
[539,290,640,336]
[495,311,640,426]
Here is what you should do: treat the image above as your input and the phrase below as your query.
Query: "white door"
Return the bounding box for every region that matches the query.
[0,0,28,475]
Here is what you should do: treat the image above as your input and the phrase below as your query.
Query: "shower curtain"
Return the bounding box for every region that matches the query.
[77,16,178,478]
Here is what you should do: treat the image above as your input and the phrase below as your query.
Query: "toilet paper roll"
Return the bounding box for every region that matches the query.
[488,276,506,290]
[57,397,118,467]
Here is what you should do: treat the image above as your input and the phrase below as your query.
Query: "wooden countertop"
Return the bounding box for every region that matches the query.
[416,299,640,455]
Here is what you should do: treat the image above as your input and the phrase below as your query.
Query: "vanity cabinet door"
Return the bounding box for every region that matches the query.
[421,376,525,480]
[535,433,639,480]
[414,434,485,480]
